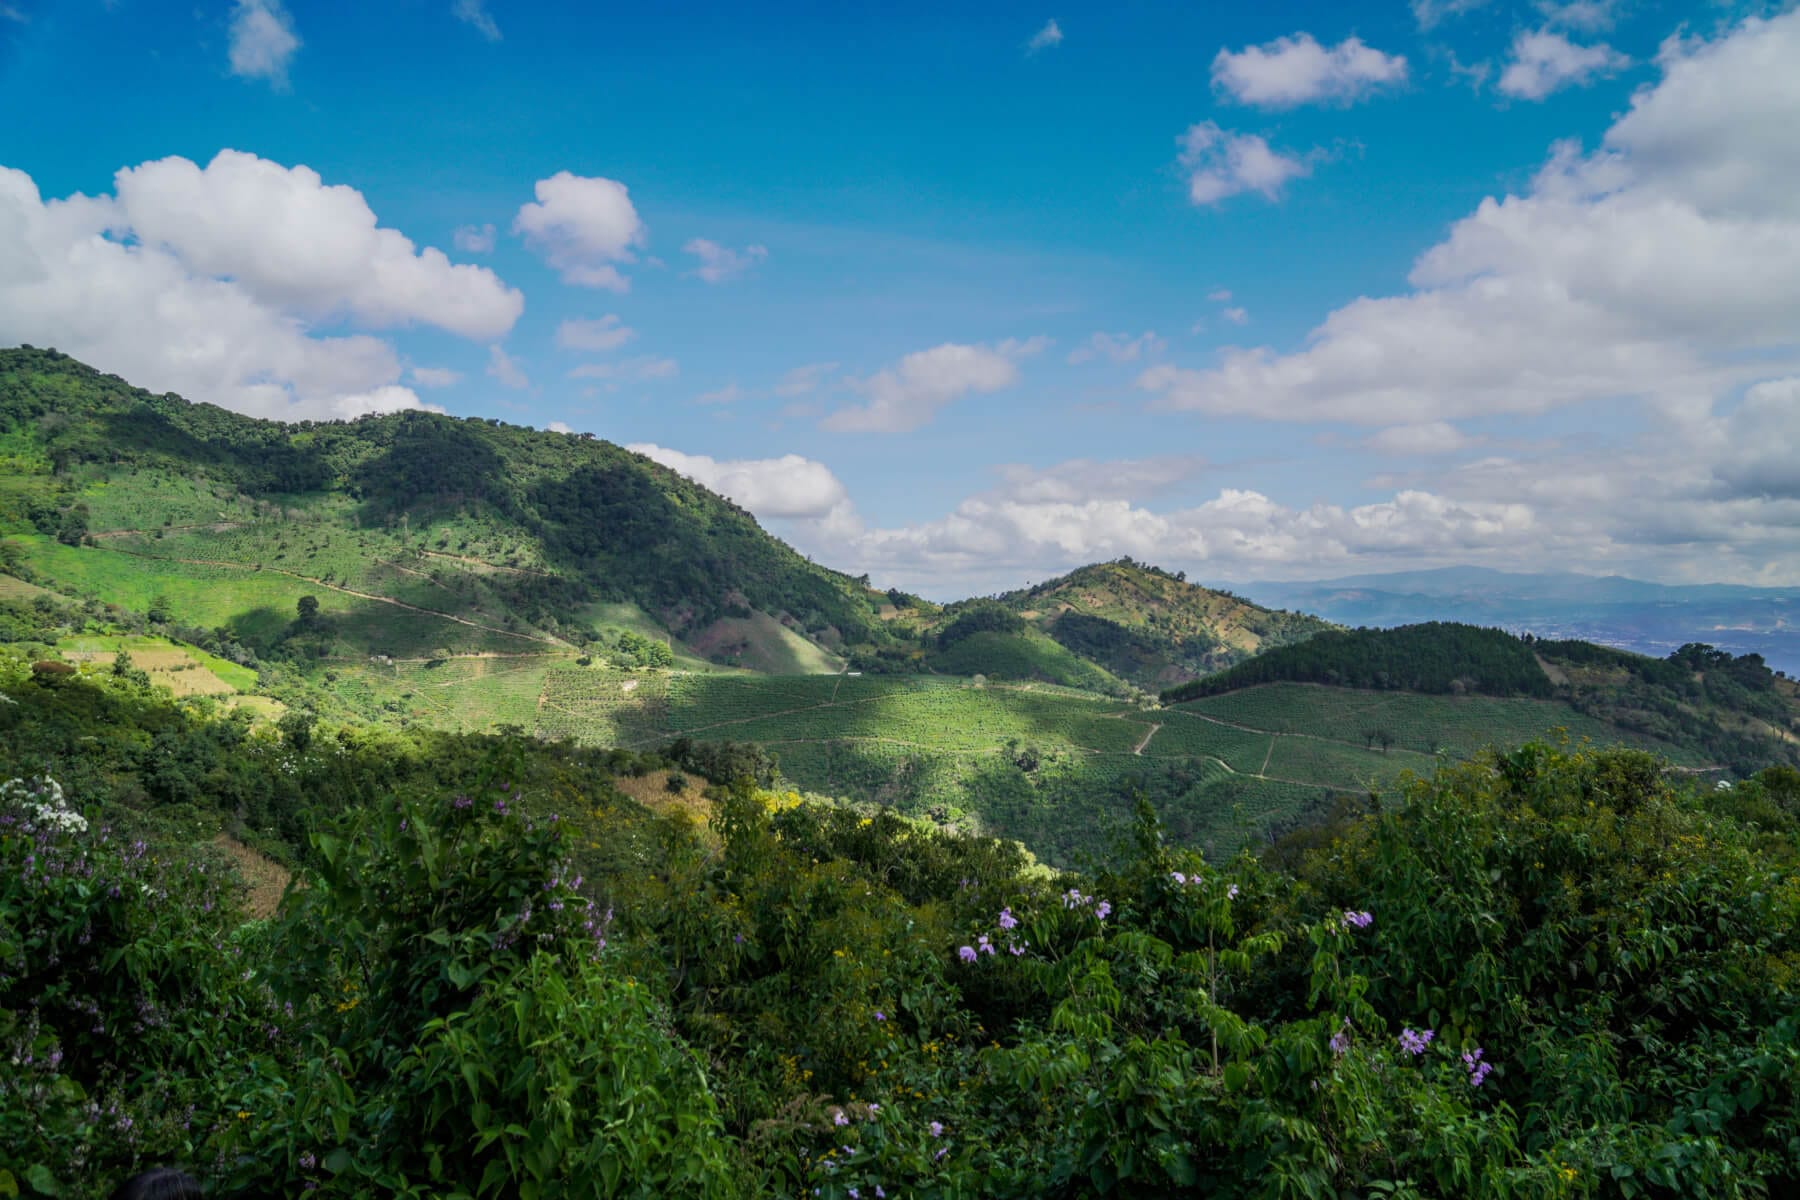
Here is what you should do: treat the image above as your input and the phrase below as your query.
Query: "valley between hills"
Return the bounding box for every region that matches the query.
[5,346,1797,863]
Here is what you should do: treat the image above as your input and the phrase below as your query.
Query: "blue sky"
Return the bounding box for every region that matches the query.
[4,0,1800,596]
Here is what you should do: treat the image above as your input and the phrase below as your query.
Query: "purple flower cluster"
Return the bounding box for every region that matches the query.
[1398,1027,1434,1056]
[1341,909,1374,930]
[958,908,1030,964]
[1328,1017,1351,1056]
[1462,1047,1493,1087]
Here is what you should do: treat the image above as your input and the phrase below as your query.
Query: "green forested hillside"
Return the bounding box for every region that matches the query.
[998,559,1334,690]
[0,346,891,660]
[1163,621,1800,778]
[5,660,1798,1198]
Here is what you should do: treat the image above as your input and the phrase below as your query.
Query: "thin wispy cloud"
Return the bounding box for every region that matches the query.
[1026,19,1063,54]
[453,0,501,42]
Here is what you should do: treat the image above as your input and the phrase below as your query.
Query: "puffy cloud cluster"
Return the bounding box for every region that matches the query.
[628,444,851,520]
[0,150,521,420]
[1212,33,1407,108]
[514,172,646,291]
[1142,12,1800,428]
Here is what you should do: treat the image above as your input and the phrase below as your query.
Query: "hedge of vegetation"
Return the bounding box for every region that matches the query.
[4,662,1799,1198]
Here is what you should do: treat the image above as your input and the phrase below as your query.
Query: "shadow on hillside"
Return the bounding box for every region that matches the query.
[352,416,518,526]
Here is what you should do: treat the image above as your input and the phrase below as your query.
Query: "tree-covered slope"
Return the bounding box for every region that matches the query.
[996,559,1333,689]
[1165,621,1800,778]
[1164,622,1556,702]
[0,346,890,663]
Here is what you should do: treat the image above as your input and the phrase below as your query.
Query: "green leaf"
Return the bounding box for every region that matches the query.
[0,1169,17,1199]
[23,1166,58,1198]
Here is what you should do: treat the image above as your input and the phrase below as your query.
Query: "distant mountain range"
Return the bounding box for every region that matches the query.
[1229,566,1800,676]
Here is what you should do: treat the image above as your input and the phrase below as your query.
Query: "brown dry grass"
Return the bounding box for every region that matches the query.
[212,834,292,919]
[612,769,716,835]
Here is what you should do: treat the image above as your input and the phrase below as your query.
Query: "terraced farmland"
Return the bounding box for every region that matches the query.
[511,670,1708,864]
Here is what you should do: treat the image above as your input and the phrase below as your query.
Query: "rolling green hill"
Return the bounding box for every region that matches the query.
[0,345,891,669]
[5,349,1798,867]
[997,559,1334,690]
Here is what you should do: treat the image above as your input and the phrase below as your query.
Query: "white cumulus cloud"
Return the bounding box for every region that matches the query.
[0,154,525,420]
[1212,33,1407,108]
[514,171,646,291]
[823,337,1048,433]
[112,151,522,339]
[1498,29,1630,100]
[228,0,300,89]
[1178,122,1312,206]
[629,444,851,520]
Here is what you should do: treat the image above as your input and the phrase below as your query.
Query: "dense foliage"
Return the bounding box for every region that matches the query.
[6,657,1799,1198]
[1533,639,1798,775]
[1165,622,1555,703]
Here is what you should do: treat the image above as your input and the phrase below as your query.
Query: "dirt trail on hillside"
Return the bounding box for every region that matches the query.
[1133,723,1161,755]
[419,550,554,577]
[91,522,249,539]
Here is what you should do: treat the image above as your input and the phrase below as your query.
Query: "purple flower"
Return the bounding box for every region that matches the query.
[1227,883,1240,900]
[452,794,471,809]
[873,1010,886,1022]
[299,1152,316,1170]
[834,1110,849,1126]
[1399,1027,1435,1056]
[929,1121,944,1137]
[1008,942,1026,957]
[1462,1047,1494,1087]
[1094,901,1112,921]
[998,907,1018,930]
[1170,871,1187,885]
[976,934,995,956]
[848,1189,859,1198]
[1342,909,1373,929]
[493,798,508,815]
[958,945,977,963]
